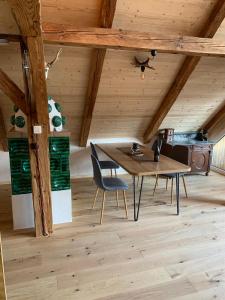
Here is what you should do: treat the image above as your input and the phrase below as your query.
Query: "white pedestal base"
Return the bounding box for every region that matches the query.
[12,189,72,230]
[52,189,72,224]
[12,194,34,230]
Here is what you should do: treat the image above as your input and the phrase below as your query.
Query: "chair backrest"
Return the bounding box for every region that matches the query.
[90,143,99,160]
[91,154,105,190]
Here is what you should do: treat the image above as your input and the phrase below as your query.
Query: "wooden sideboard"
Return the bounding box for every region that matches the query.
[160,132,214,175]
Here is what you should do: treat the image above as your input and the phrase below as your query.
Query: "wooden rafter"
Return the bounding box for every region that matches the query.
[143,0,225,143]
[42,24,225,58]
[0,68,28,115]
[7,0,52,237]
[79,0,117,147]
[204,101,225,141]
[0,108,8,152]
[0,33,21,42]
[8,0,41,36]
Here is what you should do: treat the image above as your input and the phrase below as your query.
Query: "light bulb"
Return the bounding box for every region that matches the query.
[141,72,145,80]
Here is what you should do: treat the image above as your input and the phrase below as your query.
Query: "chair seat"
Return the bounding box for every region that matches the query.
[159,173,186,179]
[99,160,120,170]
[103,177,128,191]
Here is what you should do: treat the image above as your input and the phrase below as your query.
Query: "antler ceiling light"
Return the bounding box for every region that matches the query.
[133,50,157,80]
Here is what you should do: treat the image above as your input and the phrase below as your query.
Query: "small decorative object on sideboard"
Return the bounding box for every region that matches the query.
[196,129,208,141]
[159,128,174,143]
[131,142,140,153]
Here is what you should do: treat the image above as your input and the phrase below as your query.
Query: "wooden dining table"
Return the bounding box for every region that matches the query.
[97,143,191,221]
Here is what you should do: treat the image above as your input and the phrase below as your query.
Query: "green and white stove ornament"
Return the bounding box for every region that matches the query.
[48,96,66,132]
[10,105,27,133]
[8,98,71,230]
[11,97,66,133]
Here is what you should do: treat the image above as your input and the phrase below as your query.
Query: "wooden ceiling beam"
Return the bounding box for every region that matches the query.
[0,68,28,115]
[143,0,225,143]
[42,24,225,58]
[7,0,41,36]
[7,0,52,237]
[0,33,21,42]
[204,101,225,141]
[79,0,117,147]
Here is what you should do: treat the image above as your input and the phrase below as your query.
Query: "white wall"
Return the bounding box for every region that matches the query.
[0,149,11,184]
[0,138,141,184]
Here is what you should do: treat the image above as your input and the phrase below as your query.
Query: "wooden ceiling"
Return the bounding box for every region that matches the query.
[1,0,225,144]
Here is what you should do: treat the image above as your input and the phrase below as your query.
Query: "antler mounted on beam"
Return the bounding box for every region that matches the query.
[45,48,62,79]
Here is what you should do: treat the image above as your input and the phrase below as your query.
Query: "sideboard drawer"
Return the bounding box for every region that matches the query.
[193,145,211,151]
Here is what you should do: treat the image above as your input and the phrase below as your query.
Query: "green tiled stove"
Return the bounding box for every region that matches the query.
[8,98,72,230]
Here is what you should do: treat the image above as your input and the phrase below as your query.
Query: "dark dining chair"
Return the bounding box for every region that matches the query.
[90,143,120,176]
[153,173,188,204]
[91,155,128,224]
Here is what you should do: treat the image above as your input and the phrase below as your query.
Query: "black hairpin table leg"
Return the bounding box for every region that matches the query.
[136,176,144,221]
[133,175,144,221]
[133,176,136,221]
[176,173,180,215]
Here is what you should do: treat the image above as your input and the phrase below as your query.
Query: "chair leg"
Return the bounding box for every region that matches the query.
[116,190,119,207]
[115,169,117,177]
[100,191,106,224]
[92,188,99,209]
[110,169,112,177]
[123,190,128,219]
[171,178,174,204]
[182,176,188,198]
[166,178,169,190]
[153,175,158,196]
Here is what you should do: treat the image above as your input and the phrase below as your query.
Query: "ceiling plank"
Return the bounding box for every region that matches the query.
[0,108,8,152]
[7,0,52,237]
[0,68,28,115]
[79,0,117,147]
[204,101,225,141]
[143,0,225,143]
[42,24,225,58]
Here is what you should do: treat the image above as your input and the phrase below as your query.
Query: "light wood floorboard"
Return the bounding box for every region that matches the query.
[1,172,225,299]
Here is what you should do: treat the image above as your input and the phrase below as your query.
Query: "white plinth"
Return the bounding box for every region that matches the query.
[52,189,72,224]
[12,189,72,230]
[12,193,34,230]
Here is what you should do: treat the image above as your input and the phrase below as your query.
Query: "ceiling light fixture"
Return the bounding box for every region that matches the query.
[133,50,157,80]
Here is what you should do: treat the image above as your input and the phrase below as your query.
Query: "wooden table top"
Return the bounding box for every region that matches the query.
[97,143,191,176]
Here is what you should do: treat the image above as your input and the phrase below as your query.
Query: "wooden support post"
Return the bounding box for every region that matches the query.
[20,40,53,237]
[79,0,117,147]
[0,108,8,152]
[143,0,225,143]
[7,0,53,236]
[0,68,28,115]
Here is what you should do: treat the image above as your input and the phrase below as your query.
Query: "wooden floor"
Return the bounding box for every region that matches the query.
[1,172,225,300]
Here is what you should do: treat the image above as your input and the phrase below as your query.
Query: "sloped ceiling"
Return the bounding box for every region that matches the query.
[0,0,225,144]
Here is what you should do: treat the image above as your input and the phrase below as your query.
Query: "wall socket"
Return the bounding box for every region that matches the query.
[33,125,42,134]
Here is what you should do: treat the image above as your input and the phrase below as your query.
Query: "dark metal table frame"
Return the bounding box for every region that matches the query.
[133,173,180,221]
